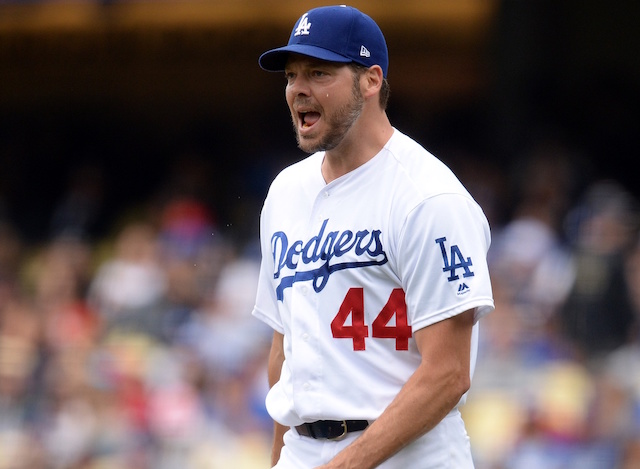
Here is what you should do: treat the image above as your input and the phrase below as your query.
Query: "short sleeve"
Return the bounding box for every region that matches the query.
[397,193,494,331]
[251,197,285,334]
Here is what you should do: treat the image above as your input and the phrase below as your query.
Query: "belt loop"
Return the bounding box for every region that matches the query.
[307,422,316,439]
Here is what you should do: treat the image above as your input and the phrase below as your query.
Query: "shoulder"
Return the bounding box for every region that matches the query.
[384,129,476,204]
[266,152,324,198]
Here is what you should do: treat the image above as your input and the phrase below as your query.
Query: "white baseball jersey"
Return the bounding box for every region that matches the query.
[252,128,494,429]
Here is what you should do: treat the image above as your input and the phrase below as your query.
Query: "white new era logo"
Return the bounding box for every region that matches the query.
[360,45,371,58]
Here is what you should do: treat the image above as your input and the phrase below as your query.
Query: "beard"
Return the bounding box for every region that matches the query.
[293,77,364,154]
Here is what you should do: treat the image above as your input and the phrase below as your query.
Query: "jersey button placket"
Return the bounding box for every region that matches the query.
[312,190,330,223]
[290,282,320,409]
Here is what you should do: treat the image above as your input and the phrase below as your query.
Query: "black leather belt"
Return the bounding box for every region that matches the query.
[295,420,369,440]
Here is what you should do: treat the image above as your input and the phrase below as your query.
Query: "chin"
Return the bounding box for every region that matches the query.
[296,134,322,154]
[298,142,321,154]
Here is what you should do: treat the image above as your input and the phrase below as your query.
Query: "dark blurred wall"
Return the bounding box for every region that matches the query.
[488,0,639,182]
[0,0,637,242]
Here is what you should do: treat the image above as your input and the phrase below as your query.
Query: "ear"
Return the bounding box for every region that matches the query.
[361,65,384,100]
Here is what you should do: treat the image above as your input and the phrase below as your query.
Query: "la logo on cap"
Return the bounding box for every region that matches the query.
[294,13,312,36]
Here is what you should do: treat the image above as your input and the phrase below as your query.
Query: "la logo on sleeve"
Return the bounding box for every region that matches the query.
[435,237,475,282]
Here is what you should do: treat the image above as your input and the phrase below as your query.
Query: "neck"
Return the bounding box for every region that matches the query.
[322,111,393,183]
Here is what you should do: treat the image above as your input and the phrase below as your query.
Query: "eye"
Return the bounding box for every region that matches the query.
[284,71,296,83]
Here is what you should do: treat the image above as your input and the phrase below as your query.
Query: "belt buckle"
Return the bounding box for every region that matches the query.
[328,420,348,441]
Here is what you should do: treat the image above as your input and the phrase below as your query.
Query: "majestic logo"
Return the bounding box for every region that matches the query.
[272,219,388,300]
[294,13,312,36]
[435,237,475,282]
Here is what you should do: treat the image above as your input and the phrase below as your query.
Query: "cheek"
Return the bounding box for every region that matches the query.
[285,85,295,104]
[285,92,296,116]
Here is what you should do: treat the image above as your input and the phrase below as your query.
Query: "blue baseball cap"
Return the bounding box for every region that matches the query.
[259,5,389,77]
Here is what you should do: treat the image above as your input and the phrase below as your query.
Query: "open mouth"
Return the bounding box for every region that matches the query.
[299,111,321,129]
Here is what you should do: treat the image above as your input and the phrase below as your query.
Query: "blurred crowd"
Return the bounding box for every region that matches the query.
[461,143,640,469]
[0,189,274,468]
[0,140,639,469]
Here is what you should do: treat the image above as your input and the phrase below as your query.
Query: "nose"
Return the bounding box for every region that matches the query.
[286,74,311,99]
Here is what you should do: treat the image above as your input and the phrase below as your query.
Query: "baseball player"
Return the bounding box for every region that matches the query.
[252,5,494,468]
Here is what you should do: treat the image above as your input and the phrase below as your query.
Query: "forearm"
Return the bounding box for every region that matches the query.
[268,331,287,466]
[327,362,468,469]
[271,421,289,467]
[322,311,475,469]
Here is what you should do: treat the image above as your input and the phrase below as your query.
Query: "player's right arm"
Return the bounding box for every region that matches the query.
[268,331,288,467]
[315,309,475,469]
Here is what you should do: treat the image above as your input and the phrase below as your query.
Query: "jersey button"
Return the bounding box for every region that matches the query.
[300,286,308,295]
[302,333,310,341]
[303,382,311,391]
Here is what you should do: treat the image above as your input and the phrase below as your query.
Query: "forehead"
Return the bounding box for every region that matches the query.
[284,53,350,71]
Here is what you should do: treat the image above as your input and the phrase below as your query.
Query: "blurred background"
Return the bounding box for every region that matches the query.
[0,0,639,468]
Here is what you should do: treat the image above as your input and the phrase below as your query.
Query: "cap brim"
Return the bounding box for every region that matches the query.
[259,44,352,72]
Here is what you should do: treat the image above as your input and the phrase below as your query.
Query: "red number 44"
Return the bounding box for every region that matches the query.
[330,288,412,351]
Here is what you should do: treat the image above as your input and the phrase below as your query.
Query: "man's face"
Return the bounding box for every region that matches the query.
[284,55,364,154]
